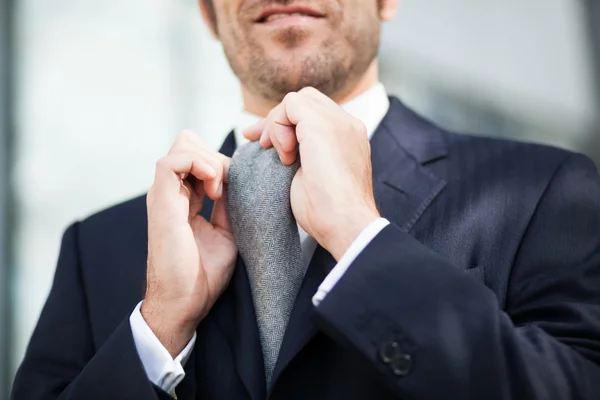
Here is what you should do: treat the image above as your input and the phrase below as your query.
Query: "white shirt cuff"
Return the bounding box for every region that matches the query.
[312,218,390,306]
[129,301,196,395]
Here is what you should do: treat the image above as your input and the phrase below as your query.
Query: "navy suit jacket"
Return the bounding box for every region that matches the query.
[12,98,600,399]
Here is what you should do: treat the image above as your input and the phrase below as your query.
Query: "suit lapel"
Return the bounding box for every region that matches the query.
[370,97,448,233]
[269,97,449,389]
[269,245,333,388]
[210,258,267,400]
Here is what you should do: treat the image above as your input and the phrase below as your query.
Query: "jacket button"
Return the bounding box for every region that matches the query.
[379,341,402,364]
[390,353,412,376]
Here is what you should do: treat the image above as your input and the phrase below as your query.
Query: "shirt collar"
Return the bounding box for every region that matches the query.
[234,83,389,147]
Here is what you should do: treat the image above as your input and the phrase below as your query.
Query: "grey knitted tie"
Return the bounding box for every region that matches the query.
[227,141,304,385]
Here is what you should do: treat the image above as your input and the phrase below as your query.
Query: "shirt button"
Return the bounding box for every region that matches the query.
[379,341,402,364]
[390,353,412,376]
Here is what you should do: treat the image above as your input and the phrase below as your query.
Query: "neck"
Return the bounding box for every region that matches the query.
[241,59,380,117]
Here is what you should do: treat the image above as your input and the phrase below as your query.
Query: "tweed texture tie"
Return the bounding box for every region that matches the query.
[227,141,304,385]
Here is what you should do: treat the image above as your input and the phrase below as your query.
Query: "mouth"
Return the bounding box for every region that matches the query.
[255,6,325,25]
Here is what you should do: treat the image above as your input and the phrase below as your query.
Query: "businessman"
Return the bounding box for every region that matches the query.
[13,0,600,399]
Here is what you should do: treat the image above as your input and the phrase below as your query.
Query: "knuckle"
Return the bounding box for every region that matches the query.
[155,157,169,170]
[180,129,195,139]
[299,86,317,95]
[174,131,187,143]
[174,130,197,147]
[283,91,299,103]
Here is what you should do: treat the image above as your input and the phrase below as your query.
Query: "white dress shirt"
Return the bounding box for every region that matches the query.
[129,83,392,394]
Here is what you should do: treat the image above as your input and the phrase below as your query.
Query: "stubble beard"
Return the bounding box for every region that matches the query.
[224,19,380,104]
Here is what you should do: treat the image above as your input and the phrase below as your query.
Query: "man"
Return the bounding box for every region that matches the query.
[12,0,600,399]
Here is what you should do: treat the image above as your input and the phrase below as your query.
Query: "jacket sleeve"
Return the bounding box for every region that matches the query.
[314,153,600,399]
[11,223,173,400]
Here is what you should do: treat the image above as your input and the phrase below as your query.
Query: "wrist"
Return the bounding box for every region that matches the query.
[322,207,380,261]
[140,299,198,358]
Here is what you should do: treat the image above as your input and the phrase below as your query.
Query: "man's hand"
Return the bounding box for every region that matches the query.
[142,130,237,357]
[243,87,380,261]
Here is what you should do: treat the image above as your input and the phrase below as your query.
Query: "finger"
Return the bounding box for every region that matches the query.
[262,100,295,158]
[259,125,273,149]
[268,121,297,165]
[169,130,201,154]
[191,144,231,186]
[183,133,231,186]
[298,87,339,111]
[181,129,219,155]
[210,189,232,234]
[268,97,294,126]
[170,130,222,163]
[192,176,205,199]
[194,149,224,201]
[272,123,297,153]
[170,142,224,200]
[203,176,222,201]
[243,119,266,142]
[298,90,362,136]
[154,152,216,193]
[216,153,231,184]
[260,102,292,161]
[188,177,205,218]
[281,92,336,144]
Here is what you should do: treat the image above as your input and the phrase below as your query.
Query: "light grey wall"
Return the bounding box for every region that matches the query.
[380,0,596,150]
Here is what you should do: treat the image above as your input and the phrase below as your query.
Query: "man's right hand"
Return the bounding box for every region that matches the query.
[141,130,237,357]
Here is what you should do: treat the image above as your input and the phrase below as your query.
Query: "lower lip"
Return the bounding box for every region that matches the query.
[258,15,323,27]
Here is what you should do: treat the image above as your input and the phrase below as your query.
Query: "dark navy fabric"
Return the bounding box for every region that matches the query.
[12,98,600,399]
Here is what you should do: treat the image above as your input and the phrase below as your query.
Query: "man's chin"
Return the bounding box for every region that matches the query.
[258,24,329,50]
[255,63,339,99]
[261,38,329,64]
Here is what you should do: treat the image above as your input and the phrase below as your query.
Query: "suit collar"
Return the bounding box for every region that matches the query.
[269,246,332,390]
[379,97,448,165]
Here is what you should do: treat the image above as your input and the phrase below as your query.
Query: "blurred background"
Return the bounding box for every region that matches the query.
[1,0,599,396]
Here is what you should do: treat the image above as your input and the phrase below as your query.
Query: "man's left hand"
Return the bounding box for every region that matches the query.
[243,87,380,261]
